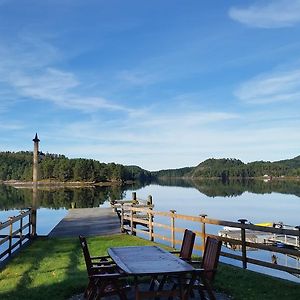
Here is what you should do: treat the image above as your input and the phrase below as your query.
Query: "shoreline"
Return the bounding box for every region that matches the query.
[1,179,129,189]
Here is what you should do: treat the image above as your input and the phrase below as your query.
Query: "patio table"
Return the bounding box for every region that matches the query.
[108,245,195,299]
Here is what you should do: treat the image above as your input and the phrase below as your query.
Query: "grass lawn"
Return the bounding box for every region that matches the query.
[0,234,299,300]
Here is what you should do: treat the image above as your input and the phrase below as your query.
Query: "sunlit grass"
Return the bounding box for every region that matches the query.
[0,235,299,300]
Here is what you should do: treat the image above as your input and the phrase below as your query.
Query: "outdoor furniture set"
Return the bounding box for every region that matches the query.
[79,229,222,300]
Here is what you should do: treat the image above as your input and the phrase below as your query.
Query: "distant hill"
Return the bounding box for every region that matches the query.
[152,156,300,179]
[151,167,194,178]
[274,155,300,169]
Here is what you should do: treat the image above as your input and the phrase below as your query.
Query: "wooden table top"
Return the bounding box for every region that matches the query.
[108,245,195,275]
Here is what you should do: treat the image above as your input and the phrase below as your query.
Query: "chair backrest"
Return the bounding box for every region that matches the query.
[79,235,93,276]
[179,229,196,261]
[201,236,222,282]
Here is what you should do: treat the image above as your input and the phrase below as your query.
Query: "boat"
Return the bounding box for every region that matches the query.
[219,221,299,251]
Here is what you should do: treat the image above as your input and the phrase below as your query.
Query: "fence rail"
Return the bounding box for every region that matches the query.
[0,208,35,261]
[118,205,300,276]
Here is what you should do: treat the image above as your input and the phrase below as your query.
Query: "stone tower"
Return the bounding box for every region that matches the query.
[32,133,40,183]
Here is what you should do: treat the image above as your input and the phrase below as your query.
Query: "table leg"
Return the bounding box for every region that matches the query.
[134,276,140,300]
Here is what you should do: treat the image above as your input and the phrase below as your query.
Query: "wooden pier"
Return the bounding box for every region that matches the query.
[48,207,120,237]
[48,192,154,238]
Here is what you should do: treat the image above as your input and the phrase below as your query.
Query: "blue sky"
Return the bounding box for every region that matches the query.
[0,0,300,171]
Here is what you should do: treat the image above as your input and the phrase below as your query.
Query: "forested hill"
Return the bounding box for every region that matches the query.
[0,151,152,183]
[152,156,300,179]
[1,151,300,182]
[151,167,194,178]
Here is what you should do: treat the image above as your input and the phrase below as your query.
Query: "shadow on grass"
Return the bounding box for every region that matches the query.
[0,237,87,300]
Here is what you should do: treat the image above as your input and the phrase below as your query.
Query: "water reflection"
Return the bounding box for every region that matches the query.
[153,178,300,198]
[0,184,126,210]
[0,179,300,210]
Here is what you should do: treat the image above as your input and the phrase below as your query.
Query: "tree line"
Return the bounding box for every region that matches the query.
[1,151,299,183]
[152,157,300,179]
[0,151,152,183]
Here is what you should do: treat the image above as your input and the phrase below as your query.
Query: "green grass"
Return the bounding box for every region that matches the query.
[215,264,300,300]
[0,235,299,300]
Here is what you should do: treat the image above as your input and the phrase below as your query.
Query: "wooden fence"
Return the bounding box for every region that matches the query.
[0,208,36,262]
[118,205,300,276]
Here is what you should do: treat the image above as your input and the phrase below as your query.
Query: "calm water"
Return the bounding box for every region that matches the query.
[1,179,300,282]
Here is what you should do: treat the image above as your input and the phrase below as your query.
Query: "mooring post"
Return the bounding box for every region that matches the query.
[238,218,248,269]
[147,195,153,206]
[170,210,176,249]
[132,192,137,205]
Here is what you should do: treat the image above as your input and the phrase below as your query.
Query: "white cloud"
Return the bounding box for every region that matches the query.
[0,37,139,114]
[39,108,241,170]
[234,69,300,104]
[229,0,300,28]
[44,117,300,170]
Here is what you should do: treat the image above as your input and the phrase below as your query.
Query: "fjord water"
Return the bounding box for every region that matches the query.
[0,179,299,282]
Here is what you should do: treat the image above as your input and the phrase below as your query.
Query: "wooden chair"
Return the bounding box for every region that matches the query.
[79,235,130,300]
[151,229,196,292]
[191,236,222,300]
[168,236,222,300]
[172,229,196,261]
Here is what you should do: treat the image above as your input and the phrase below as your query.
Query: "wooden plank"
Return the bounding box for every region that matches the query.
[108,246,194,275]
[48,207,120,237]
[0,210,31,230]
[247,257,300,274]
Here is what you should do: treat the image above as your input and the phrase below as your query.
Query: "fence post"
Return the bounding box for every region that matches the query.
[31,208,37,237]
[20,211,23,246]
[295,226,300,249]
[130,207,134,235]
[170,210,176,249]
[9,217,13,256]
[120,204,124,233]
[148,195,154,241]
[200,214,207,251]
[238,218,248,269]
[131,192,137,234]
[148,209,154,242]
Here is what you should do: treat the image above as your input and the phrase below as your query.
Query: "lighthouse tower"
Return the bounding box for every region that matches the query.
[31,133,40,237]
[32,133,40,183]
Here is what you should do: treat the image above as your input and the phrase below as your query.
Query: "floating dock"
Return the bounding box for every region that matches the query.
[48,207,120,237]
